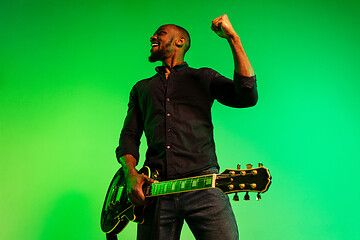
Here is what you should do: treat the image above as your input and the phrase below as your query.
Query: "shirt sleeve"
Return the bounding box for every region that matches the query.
[115,84,144,164]
[211,70,258,108]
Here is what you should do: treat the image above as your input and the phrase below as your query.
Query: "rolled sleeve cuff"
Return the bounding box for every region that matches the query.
[234,72,256,88]
[115,142,140,164]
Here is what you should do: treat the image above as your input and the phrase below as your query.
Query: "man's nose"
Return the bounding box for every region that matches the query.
[150,35,158,42]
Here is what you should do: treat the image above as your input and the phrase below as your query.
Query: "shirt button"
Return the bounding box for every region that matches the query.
[167,113,171,117]
[167,98,170,102]
[166,145,171,149]
[167,129,171,132]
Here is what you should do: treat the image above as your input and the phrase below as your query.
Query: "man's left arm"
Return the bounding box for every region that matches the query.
[211,14,254,77]
[211,14,257,107]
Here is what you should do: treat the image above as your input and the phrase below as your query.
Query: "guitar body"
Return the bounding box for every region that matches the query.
[100,167,151,235]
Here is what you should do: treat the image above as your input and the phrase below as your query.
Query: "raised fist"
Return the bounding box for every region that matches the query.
[211,14,237,39]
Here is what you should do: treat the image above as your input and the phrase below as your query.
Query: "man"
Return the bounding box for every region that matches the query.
[116,14,257,240]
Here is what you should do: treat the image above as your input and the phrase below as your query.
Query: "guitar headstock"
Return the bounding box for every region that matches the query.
[216,163,272,201]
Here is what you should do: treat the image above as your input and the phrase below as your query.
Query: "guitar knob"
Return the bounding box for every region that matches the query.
[244,192,250,201]
[237,164,241,170]
[256,193,262,201]
[233,193,239,201]
[246,164,252,170]
[258,162,263,167]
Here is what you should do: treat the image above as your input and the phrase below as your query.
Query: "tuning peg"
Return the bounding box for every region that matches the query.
[244,192,250,201]
[258,162,263,167]
[246,164,252,170]
[256,193,262,201]
[237,164,241,170]
[233,193,239,201]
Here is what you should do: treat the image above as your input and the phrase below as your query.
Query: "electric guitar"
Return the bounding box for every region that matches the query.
[100,163,272,236]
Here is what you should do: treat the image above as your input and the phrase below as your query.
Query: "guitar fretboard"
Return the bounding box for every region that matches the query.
[145,174,216,197]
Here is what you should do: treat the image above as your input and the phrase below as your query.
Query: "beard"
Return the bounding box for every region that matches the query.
[148,48,167,63]
[148,42,172,63]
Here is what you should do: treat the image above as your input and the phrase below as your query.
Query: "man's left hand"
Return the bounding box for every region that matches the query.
[211,14,237,39]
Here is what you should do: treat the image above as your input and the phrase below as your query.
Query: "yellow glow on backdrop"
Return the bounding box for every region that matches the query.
[1,0,359,239]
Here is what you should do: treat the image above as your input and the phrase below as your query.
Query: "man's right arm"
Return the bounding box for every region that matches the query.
[116,85,151,206]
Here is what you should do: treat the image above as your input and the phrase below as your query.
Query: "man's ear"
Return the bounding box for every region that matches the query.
[175,37,186,48]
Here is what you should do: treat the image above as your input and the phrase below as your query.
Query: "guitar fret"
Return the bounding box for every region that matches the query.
[156,183,160,195]
[185,179,191,190]
[181,180,186,189]
[191,178,199,188]
[166,182,171,194]
[151,184,156,196]
[205,176,212,186]
[150,175,215,197]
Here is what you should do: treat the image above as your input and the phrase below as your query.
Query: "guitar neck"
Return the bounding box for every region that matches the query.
[144,174,217,197]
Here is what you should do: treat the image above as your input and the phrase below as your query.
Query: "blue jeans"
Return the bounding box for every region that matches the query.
[137,170,239,240]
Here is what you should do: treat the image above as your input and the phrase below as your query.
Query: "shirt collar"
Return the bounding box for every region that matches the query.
[155,62,189,73]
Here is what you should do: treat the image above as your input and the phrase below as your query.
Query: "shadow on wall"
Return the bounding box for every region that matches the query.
[39,191,94,240]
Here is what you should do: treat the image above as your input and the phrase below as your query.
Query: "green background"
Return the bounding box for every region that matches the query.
[1,0,359,239]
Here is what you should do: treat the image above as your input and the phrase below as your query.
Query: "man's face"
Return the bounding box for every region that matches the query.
[149,25,177,63]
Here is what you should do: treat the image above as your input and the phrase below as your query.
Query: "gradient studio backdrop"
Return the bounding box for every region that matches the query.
[1,0,359,239]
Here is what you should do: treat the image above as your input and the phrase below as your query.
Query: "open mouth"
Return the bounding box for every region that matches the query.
[151,43,159,48]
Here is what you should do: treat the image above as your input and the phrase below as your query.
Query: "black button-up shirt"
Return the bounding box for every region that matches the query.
[116,62,257,180]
